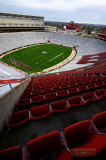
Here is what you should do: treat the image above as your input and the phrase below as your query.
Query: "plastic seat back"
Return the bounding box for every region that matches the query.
[78,85,87,91]
[27,131,62,159]
[51,100,66,110]
[11,110,29,123]
[82,92,94,101]
[18,98,30,105]
[45,92,56,99]
[0,146,22,160]
[65,120,90,147]
[87,83,95,89]
[94,89,105,97]
[96,81,104,87]
[57,89,67,95]
[92,111,106,130]
[32,95,44,101]
[68,87,78,94]
[68,96,81,105]
[31,104,50,117]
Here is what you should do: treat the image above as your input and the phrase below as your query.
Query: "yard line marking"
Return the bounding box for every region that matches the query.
[49,52,64,62]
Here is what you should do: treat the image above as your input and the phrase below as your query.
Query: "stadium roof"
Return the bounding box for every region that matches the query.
[0,12,44,19]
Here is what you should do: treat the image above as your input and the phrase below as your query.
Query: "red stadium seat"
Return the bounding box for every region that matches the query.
[42,87,52,94]
[87,83,96,90]
[94,89,106,100]
[67,96,86,108]
[30,104,53,120]
[78,85,88,92]
[0,145,25,160]
[57,89,68,98]
[52,86,60,91]
[82,92,97,103]
[27,131,73,160]
[68,83,76,88]
[95,81,105,88]
[51,100,69,113]
[45,92,58,101]
[31,95,45,105]
[67,87,78,95]
[92,111,106,134]
[21,92,32,99]
[64,120,106,158]
[5,110,30,127]
[16,98,31,109]
[76,81,84,86]
[32,90,42,96]
[60,84,69,89]
[83,80,90,84]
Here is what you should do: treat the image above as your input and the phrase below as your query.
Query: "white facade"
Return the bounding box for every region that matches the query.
[45,25,57,32]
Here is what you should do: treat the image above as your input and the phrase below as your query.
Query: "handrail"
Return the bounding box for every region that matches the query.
[0,77,27,89]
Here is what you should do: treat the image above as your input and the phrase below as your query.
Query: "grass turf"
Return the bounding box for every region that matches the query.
[0,43,72,74]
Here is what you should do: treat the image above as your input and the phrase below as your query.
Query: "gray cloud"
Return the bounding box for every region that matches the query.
[0,0,106,24]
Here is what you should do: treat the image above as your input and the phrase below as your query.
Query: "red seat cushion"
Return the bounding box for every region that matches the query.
[54,148,73,160]
[71,135,106,158]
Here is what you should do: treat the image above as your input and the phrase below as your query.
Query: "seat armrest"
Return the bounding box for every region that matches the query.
[60,132,73,154]
[28,110,31,120]
[49,105,53,112]
[89,120,100,135]
[22,147,29,160]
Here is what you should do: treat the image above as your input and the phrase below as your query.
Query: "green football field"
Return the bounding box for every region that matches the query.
[1,43,72,74]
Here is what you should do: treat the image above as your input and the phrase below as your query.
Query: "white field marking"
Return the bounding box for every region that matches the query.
[88,59,98,61]
[42,51,47,54]
[49,52,64,62]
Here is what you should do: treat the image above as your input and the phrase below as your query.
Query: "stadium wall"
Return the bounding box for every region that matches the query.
[0,77,31,136]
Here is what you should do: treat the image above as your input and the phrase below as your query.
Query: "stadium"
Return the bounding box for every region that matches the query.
[0,12,106,160]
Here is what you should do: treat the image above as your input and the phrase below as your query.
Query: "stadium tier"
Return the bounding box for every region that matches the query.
[0,60,106,160]
[0,12,45,32]
[97,28,106,41]
[0,26,106,160]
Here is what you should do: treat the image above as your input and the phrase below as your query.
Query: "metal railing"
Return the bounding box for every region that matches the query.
[0,77,31,98]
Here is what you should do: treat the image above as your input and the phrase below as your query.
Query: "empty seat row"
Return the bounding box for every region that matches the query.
[63,120,106,158]
[21,80,105,98]
[1,117,106,160]
[16,89,106,110]
[23,73,105,92]
[6,91,106,129]
[5,110,30,127]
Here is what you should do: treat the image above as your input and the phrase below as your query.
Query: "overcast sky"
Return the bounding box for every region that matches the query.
[0,0,106,24]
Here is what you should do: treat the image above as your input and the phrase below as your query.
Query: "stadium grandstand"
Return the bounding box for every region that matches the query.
[97,28,106,41]
[0,12,45,32]
[0,13,106,160]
